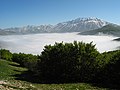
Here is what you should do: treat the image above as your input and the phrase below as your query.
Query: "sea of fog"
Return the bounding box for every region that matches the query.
[0,32,120,55]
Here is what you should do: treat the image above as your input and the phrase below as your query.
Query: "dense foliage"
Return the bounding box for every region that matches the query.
[35,41,100,83]
[1,41,120,88]
[12,53,39,71]
[95,50,120,86]
[0,49,12,61]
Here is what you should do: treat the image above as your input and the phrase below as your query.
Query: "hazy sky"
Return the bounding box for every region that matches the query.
[0,0,120,28]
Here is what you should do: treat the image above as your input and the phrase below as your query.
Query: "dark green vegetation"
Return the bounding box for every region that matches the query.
[0,49,12,61]
[12,53,38,72]
[1,41,120,89]
[80,24,120,37]
[0,60,106,89]
[36,41,99,83]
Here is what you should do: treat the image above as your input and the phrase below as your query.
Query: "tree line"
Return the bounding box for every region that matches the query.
[0,41,120,87]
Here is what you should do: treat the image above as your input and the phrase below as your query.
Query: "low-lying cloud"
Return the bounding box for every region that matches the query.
[0,32,120,55]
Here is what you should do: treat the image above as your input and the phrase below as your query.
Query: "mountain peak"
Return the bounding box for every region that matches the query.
[52,17,110,32]
[73,17,107,24]
[0,17,112,35]
[74,17,100,21]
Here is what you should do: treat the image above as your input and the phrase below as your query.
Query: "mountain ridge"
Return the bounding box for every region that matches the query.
[0,17,110,35]
[79,24,120,37]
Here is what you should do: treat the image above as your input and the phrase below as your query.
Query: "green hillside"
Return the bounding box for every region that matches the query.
[0,59,27,80]
[80,24,120,37]
[0,59,37,89]
[0,59,108,90]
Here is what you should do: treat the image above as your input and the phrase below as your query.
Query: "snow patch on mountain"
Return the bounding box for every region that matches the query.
[0,17,110,35]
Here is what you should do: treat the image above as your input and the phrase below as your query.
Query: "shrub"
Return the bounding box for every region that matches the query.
[12,53,38,71]
[36,41,100,83]
[0,49,12,61]
[100,51,120,85]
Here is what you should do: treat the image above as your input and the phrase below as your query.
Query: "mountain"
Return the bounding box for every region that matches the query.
[0,25,53,35]
[0,17,109,35]
[80,24,120,37]
[51,17,109,32]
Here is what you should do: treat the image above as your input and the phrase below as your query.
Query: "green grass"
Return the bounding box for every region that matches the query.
[0,59,37,89]
[0,59,27,80]
[0,59,110,90]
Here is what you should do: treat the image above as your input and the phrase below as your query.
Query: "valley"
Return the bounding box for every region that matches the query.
[0,32,120,55]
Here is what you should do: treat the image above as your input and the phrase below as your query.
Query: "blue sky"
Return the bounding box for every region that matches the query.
[0,0,120,28]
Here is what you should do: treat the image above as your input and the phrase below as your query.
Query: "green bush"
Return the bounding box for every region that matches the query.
[0,49,12,61]
[100,51,120,85]
[12,53,38,71]
[36,41,100,83]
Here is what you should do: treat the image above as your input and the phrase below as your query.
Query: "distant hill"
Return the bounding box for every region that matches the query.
[80,24,120,37]
[113,38,120,41]
[0,17,109,35]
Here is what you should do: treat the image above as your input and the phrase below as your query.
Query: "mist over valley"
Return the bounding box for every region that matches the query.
[0,32,120,54]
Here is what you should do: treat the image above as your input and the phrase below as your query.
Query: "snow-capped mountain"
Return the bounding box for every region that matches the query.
[0,17,110,35]
[0,25,53,35]
[51,17,109,32]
